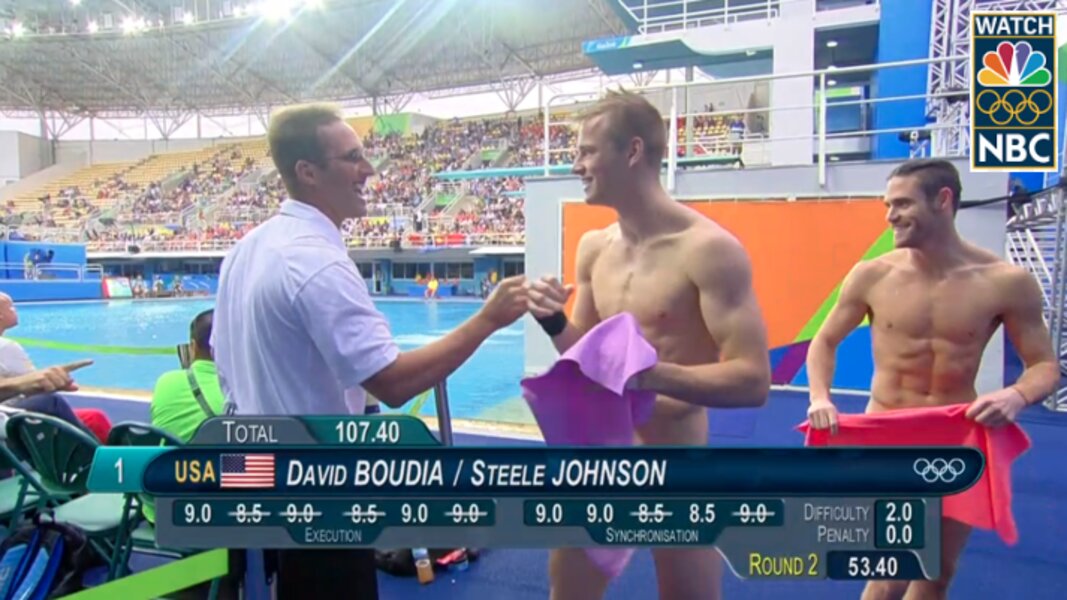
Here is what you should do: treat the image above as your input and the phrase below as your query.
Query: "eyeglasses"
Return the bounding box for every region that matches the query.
[325,149,366,164]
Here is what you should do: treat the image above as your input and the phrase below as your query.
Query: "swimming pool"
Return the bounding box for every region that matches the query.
[9,298,528,423]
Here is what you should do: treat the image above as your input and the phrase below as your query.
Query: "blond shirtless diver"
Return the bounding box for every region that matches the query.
[806,159,1060,600]
[526,90,772,600]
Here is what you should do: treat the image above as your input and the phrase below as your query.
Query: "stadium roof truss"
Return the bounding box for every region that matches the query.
[0,0,627,133]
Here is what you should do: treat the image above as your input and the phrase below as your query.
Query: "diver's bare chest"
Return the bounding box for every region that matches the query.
[589,248,694,324]
[868,272,1002,339]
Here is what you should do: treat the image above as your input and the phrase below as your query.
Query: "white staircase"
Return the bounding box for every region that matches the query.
[1006,187,1067,411]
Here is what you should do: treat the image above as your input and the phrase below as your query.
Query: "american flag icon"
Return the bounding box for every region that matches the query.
[220,453,276,489]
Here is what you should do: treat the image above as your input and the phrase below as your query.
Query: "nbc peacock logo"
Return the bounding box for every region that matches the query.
[971,12,1057,172]
[977,41,1052,87]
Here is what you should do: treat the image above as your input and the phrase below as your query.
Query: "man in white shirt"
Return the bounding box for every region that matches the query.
[0,293,32,378]
[212,103,528,599]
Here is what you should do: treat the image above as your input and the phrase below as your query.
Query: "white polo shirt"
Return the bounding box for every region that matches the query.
[212,200,400,416]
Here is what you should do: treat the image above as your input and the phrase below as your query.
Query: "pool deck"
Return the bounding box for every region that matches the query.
[74,384,860,440]
[15,295,487,306]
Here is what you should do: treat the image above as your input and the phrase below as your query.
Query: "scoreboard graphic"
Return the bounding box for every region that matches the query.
[89,416,983,581]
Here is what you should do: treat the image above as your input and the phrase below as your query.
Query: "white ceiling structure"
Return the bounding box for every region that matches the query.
[0,0,627,137]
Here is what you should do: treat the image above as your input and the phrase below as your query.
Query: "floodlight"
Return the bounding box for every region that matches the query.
[260,0,295,21]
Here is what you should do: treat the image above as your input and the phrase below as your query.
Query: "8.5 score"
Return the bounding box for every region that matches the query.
[335,419,401,444]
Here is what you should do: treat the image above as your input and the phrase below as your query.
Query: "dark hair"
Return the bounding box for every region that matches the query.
[191,309,214,354]
[267,103,344,196]
[888,159,963,213]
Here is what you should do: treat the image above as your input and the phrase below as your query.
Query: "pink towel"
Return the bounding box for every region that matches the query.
[520,312,658,578]
[798,404,1031,545]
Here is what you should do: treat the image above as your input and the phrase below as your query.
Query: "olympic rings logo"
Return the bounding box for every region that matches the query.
[975,89,1053,126]
[913,458,967,484]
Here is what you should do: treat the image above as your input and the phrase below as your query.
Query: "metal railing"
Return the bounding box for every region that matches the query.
[346,231,524,249]
[543,54,969,189]
[85,231,525,254]
[433,380,454,446]
[4,226,86,243]
[85,239,239,253]
[0,261,103,281]
[621,0,788,34]
[1006,186,1067,412]
[619,0,880,34]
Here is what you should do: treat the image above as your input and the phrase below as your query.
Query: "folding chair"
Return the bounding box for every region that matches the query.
[4,412,138,581]
[107,421,225,599]
[0,439,43,533]
[106,421,182,559]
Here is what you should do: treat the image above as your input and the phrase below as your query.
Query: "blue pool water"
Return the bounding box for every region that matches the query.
[10,299,525,420]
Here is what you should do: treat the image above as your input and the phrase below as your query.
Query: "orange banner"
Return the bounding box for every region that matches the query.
[560,199,888,348]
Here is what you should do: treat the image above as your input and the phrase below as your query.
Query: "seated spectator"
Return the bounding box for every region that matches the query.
[146,309,223,527]
[151,309,223,445]
[0,294,33,379]
[145,308,242,599]
[0,292,111,441]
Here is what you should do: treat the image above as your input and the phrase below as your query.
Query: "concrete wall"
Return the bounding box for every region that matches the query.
[0,131,54,184]
[0,132,23,183]
[17,133,52,178]
[770,0,816,166]
[524,158,1012,394]
[55,138,222,165]
[408,114,439,137]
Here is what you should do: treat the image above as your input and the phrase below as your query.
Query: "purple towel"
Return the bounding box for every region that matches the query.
[520,312,658,578]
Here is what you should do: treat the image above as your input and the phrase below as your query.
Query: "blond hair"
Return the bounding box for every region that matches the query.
[267,103,344,195]
[578,89,666,168]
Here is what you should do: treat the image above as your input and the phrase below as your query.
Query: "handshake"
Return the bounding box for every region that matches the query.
[473,275,574,331]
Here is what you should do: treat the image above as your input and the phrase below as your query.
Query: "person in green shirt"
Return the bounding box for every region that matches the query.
[147,309,223,524]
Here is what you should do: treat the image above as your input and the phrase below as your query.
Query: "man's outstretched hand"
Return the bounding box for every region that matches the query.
[526,275,574,319]
[15,359,94,396]
[476,276,529,328]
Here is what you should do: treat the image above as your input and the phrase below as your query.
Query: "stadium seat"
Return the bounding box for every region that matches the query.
[4,413,138,582]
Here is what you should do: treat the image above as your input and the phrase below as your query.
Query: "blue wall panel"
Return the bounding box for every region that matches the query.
[791,326,875,391]
[1,241,88,280]
[0,281,103,302]
[873,0,934,159]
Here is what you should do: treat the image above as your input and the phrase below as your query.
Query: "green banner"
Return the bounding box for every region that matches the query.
[9,337,175,355]
[373,114,410,136]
